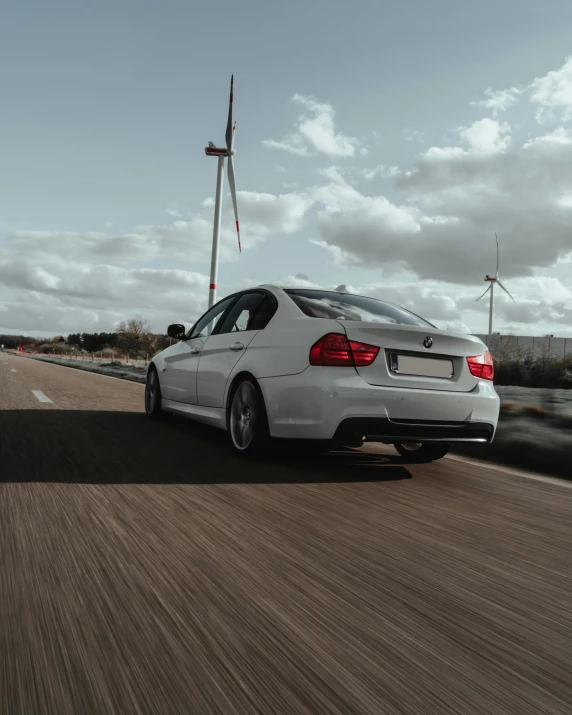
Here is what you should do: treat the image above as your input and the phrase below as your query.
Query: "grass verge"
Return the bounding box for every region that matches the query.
[23,354,147,384]
[453,405,572,480]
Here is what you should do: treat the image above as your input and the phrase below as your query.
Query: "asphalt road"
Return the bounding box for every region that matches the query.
[1,353,571,714]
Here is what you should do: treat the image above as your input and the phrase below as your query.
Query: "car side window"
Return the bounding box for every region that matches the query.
[217,292,270,334]
[248,296,276,330]
[189,297,235,339]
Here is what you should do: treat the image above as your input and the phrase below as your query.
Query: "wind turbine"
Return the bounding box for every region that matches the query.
[204,75,241,309]
[475,232,515,342]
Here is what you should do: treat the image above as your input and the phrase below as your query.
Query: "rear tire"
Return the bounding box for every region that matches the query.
[394,442,451,462]
[228,377,270,457]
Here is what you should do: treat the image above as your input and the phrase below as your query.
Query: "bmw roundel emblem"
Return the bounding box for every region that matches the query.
[423,336,433,349]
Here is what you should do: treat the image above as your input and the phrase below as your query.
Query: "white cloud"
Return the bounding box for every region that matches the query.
[316,164,400,185]
[459,118,511,153]
[404,128,425,143]
[389,126,572,283]
[523,126,572,148]
[360,276,572,334]
[236,190,312,235]
[419,119,511,162]
[361,165,400,181]
[263,94,363,158]
[315,192,421,258]
[470,276,572,331]
[0,257,205,304]
[421,146,466,160]
[470,86,523,116]
[304,109,572,318]
[4,190,309,269]
[262,138,310,157]
[0,187,314,333]
[275,273,322,289]
[530,56,572,123]
[0,264,209,334]
[364,282,461,321]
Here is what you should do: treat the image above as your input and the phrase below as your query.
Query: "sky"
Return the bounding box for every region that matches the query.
[2,0,572,338]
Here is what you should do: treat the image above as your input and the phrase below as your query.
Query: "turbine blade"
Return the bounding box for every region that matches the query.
[476,283,492,302]
[497,279,516,303]
[495,232,499,278]
[208,141,216,148]
[225,74,234,153]
[227,154,241,252]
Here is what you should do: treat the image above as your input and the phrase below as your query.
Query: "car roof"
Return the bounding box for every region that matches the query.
[257,284,374,300]
[257,284,348,293]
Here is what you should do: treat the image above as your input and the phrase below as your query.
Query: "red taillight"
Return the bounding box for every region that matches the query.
[349,340,380,366]
[310,333,352,366]
[467,351,494,380]
[310,333,379,367]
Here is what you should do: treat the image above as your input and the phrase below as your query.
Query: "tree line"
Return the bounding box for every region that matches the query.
[492,336,572,389]
[0,318,174,358]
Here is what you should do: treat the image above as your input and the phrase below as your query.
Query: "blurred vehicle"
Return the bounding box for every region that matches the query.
[145,286,500,462]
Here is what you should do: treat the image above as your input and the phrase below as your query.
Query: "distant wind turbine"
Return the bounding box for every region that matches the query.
[204,75,241,308]
[475,232,515,342]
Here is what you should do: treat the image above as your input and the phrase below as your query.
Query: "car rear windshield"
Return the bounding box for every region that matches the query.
[284,289,433,327]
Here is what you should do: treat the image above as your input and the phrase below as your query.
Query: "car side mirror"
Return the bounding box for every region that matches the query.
[167,324,186,340]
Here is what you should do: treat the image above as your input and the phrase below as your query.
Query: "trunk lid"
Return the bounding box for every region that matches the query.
[337,322,486,392]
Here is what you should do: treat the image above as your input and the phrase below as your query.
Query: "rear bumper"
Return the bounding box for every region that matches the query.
[333,417,494,443]
[258,367,500,442]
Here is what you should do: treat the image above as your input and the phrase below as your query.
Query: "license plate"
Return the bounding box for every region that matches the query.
[389,353,453,378]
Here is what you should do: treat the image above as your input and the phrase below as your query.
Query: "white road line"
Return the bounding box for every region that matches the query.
[11,368,17,372]
[31,390,53,404]
[446,453,572,490]
[365,442,572,489]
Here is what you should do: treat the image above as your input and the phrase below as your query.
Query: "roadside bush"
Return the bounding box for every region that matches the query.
[38,342,66,355]
[557,370,572,389]
[499,401,518,414]
[494,355,572,389]
[519,405,550,419]
[486,334,572,389]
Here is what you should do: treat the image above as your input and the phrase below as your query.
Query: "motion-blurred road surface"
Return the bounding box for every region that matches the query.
[1,354,571,714]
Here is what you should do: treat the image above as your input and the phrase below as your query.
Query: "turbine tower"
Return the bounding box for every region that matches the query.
[476,232,515,342]
[204,75,241,309]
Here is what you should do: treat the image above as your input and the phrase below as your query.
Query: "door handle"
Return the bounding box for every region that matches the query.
[190,346,201,355]
[229,342,244,352]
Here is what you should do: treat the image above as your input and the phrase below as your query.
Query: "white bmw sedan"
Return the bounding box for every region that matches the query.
[145,285,500,462]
